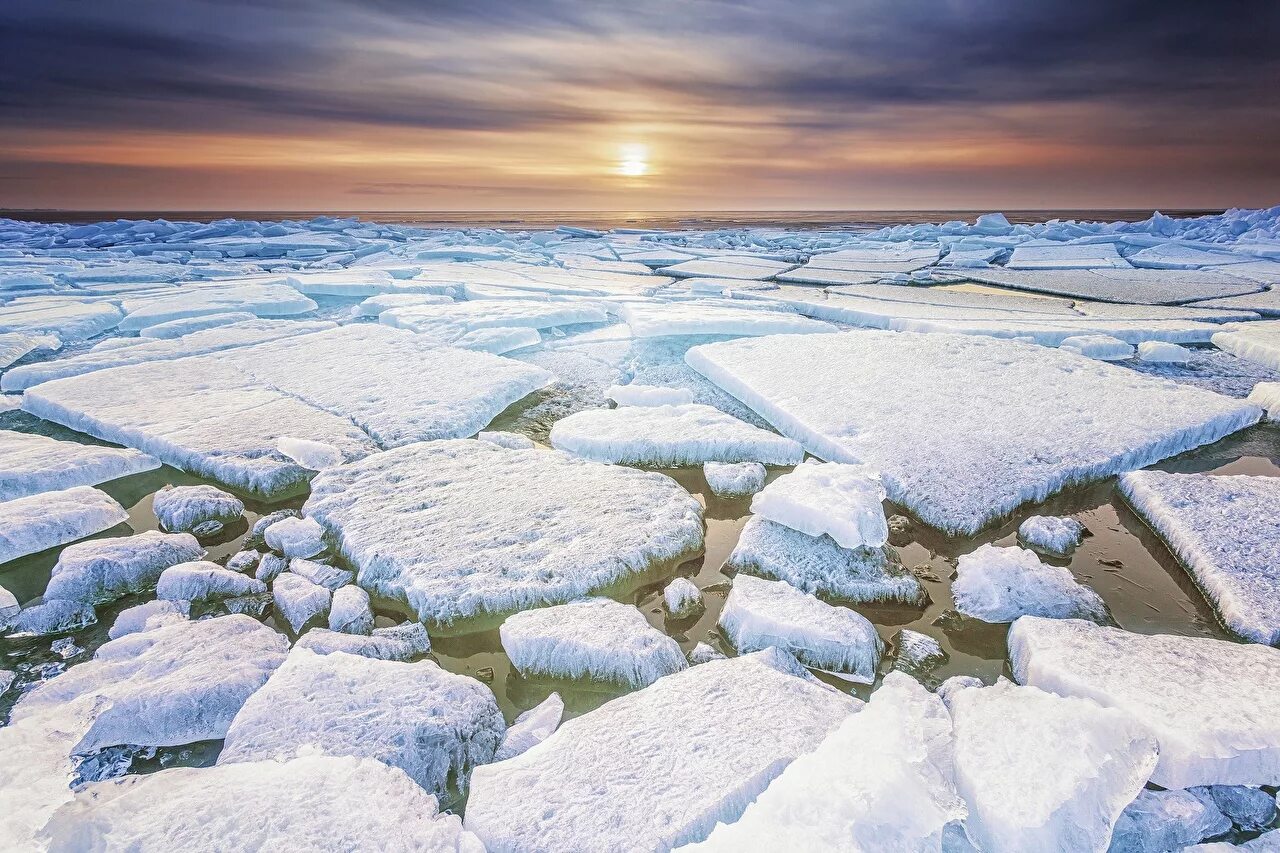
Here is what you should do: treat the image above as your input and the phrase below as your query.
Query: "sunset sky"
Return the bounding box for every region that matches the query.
[2,0,1278,211]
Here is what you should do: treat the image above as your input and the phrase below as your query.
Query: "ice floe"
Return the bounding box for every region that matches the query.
[618,302,835,338]
[702,460,766,498]
[1017,515,1086,557]
[663,577,703,617]
[295,621,432,661]
[44,531,204,606]
[156,561,268,602]
[493,693,564,762]
[0,430,159,501]
[0,486,128,565]
[1138,340,1193,363]
[953,543,1108,623]
[107,599,189,640]
[328,585,374,634]
[151,484,243,534]
[263,516,327,559]
[272,572,331,633]
[750,461,889,549]
[1006,242,1131,270]
[1058,334,1135,360]
[961,268,1263,305]
[116,282,318,331]
[1251,382,1280,418]
[0,331,59,370]
[605,383,696,407]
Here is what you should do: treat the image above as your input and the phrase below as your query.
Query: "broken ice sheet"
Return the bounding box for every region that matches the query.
[0,486,128,565]
[0,430,159,501]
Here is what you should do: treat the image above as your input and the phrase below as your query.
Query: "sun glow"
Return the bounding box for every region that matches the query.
[616,143,649,177]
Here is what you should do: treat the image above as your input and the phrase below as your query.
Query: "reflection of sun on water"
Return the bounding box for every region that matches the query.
[616,144,649,177]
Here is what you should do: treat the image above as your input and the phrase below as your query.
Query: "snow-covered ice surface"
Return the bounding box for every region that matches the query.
[151,484,243,533]
[606,383,696,407]
[1059,333,1135,360]
[1017,515,1087,557]
[0,486,128,565]
[1213,321,1280,372]
[294,622,431,661]
[1006,242,1132,270]
[750,461,890,549]
[0,430,159,501]
[1248,382,1280,419]
[493,693,564,762]
[953,543,1109,623]
[702,461,766,497]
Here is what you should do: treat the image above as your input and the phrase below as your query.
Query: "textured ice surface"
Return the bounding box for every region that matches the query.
[156,561,267,602]
[116,282,317,330]
[465,649,859,852]
[954,544,1108,623]
[950,679,1157,853]
[1138,340,1193,363]
[295,621,431,660]
[1059,334,1135,360]
[894,629,949,677]
[619,302,835,337]
[305,440,704,625]
[719,574,884,682]
[288,558,353,591]
[45,531,204,606]
[1248,382,1280,419]
[274,435,344,470]
[550,403,803,466]
[500,598,687,688]
[1191,785,1276,833]
[1128,243,1253,269]
[107,599,189,640]
[254,552,286,582]
[286,268,396,295]
[0,430,159,501]
[751,461,889,549]
[703,461,766,498]
[272,572,331,633]
[0,299,122,341]
[1213,321,1280,372]
[688,642,726,665]
[664,255,796,280]
[686,332,1260,534]
[136,310,257,339]
[685,672,963,852]
[1109,788,1231,853]
[381,298,606,341]
[1120,470,1280,645]
[1017,515,1086,557]
[357,292,454,317]
[328,584,373,634]
[1006,242,1131,269]
[494,693,564,762]
[476,430,535,450]
[605,383,697,406]
[0,486,127,565]
[454,325,541,354]
[151,484,243,533]
[963,268,1263,305]
[0,331,59,370]
[8,599,97,636]
[1010,616,1280,787]
[219,649,503,799]
[263,516,326,558]
[663,577,703,617]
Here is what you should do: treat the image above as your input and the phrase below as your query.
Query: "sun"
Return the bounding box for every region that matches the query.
[616,144,649,177]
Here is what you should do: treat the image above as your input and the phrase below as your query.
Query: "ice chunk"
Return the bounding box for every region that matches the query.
[0,331,59,370]
[688,642,726,664]
[703,461,766,498]
[107,599,189,640]
[44,531,204,606]
[1184,828,1280,851]
[8,599,97,637]
[255,552,286,583]
[357,292,453,317]
[0,431,158,502]
[289,558,353,591]
[1009,616,1280,787]
[1190,785,1277,832]
[295,621,431,661]
[329,585,373,634]
[1247,382,1280,419]
[663,577,703,617]
[1109,788,1232,853]
[117,283,317,330]
[719,574,883,682]
[263,515,326,558]
[953,544,1107,623]
[285,268,395,296]
[0,299,122,341]
[1128,243,1254,269]
[381,298,607,342]
[751,461,889,549]
[1213,321,1280,372]
[276,435,344,470]
[1006,242,1131,269]
[1017,515,1086,557]
[664,255,796,280]
[1059,334,1135,361]
[465,649,859,852]
[455,325,541,354]
[137,311,257,339]
[1120,470,1280,645]
[684,672,964,852]
[606,383,697,407]
[1138,340,1193,364]
[619,302,835,338]
[0,582,18,626]
[272,572,331,633]
[894,629,949,677]
[0,486,127,565]
[476,429,535,450]
[494,693,564,762]
[500,598,686,688]
[305,440,704,625]
[550,403,804,466]
[151,484,243,533]
[156,561,268,602]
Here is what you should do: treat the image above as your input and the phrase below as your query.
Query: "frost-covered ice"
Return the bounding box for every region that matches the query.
[688,642,726,665]
[1058,334,1135,360]
[44,531,204,606]
[605,383,697,407]
[137,311,257,339]
[719,574,883,682]
[305,440,703,625]
[1138,340,1193,363]
[1109,788,1232,853]
[0,331,59,370]
[0,430,159,501]
[750,461,889,549]
[8,600,97,637]
[277,436,345,470]
[156,561,268,602]
[494,693,564,762]
[254,552,286,583]
[663,255,796,280]
[263,516,326,558]
[476,429,535,450]
[219,648,503,799]
[893,629,949,676]
[465,649,859,852]
[0,486,128,565]
[381,298,606,342]
[1213,321,1280,372]
[619,302,835,338]
[107,599,189,640]
[152,484,243,533]
[1009,616,1280,787]
[686,332,1260,534]
[949,679,1158,852]
[0,299,122,341]
[550,403,803,466]
[953,544,1108,623]
[328,584,373,634]
[663,577,703,617]
[1006,242,1131,270]
[500,598,687,688]
[288,558,353,591]
[272,572,331,633]
[295,621,432,661]
[116,282,318,331]
[1017,515,1086,557]
[1247,382,1280,419]
[1120,470,1280,645]
[703,461,766,498]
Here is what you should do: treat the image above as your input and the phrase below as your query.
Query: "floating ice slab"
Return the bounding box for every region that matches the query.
[1059,334,1135,361]
[550,403,803,466]
[295,621,431,661]
[1138,340,1193,363]
[703,461,766,498]
[962,268,1263,305]
[476,430,535,450]
[219,649,503,799]
[0,486,127,565]
[272,572,331,633]
[1009,616,1280,788]
[751,461,889,549]
[684,672,963,852]
[329,585,373,634]
[494,693,564,762]
[288,558,353,591]
[152,484,243,533]
[305,440,703,625]
[107,599,189,640]
[1006,242,1131,269]
[8,599,97,636]
[0,299,122,341]
[263,516,326,558]
[1017,515,1086,557]
[454,325,541,354]
[1213,321,1280,372]
[950,679,1158,852]
[465,649,859,852]
[137,311,257,339]
[1109,788,1232,853]
[285,268,395,296]
[44,531,203,606]
[719,574,883,682]
[953,544,1108,623]
[157,562,268,602]
[501,598,687,688]
[686,332,1261,534]
[663,577,703,617]
[619,302,835,338]
[1192,287,1280,317]
[277,435,344,470]
[0,331,59,370]
[893,628,948,677]
[1128,243,1253,269]
[664,255,796,280]
[117,283,317,330]
[357,292,453,317]
[0,430,159,502]
[1120,470,1280,645]
[605,383,697,407]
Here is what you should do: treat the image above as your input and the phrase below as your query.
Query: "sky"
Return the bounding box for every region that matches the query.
[2,0,1278,211]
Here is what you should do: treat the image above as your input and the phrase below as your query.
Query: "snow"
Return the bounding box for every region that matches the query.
[1058,334,1135,360]
[1006,242,1131,269]
[953,544,1108,623]
[619,302,836,338]
[962,268,1263,305]
[116,282,318,331]
[494,693,564,762]
[1109,788,1232,853]
[1120,470,1280,645]
[304,440,704,625]
[277,435,344,470]
[719,574,884,682]
[476,430,535,450]
[1213,321,1280,372]
[686,331,1261,534]
[1138,340,1193,364]
[606,383,696,407]
[0,486,128,565]
[264,516,327,559]
[272,572,331,633]
[663,577,703,617]
[107,599,189,640]
[1017,515,1086,557]
[750,461,890,549]
[137,311,257,339]
[151,484,243,533]
[464,649,859,852]
[156,561,268,602]
[328,585,373,634]
[500,598,687,688]
[295,621,432,661]
[0,430,159,501]
[44,531,204,606]
[1009,616,1280,788]
[703,461,766,498]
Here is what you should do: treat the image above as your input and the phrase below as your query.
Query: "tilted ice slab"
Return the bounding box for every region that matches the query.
[663,255,797,280]
[305,440,704,625]
[605,383,696,407]
[219,649,503,799]
[380,298,607,343]
[0,299,122,341]
[494,693,564,762]
[686,332,1261,534]
[0,331,59,370]
[358,292,454,317]
[549,403,803,466]
[465,649,859,853]
[136,310,258,339]
[0,486,127,565]
[619,302,835,338]
[949,679,1158,852]
[39,754,481,853]
[684,672,963,852]
[44,531,204,606]
[1006,242,1131,269]
[294,621,432,661]
[285,268,396,296]
[961,268,1263,305]
[1009,616,1280,788]
[1192,286,1280,317]
[776,246,940,285]
[953,544,1108,623]
[0,430,159,501]
[116,283,318,331]
[750,461,889,549]
[1249,382,1280,419]
[500,598,687,688]
[1212,321,1280,372]
[1120,470,1280,645]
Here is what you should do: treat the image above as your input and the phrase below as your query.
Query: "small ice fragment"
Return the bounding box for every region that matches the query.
[295,621,430,660]
[702,461,766,498]
[936,675,984,707]
[263,516,326,558]
[272,572,330,633]
[8,600,97,637]
[152,485,244,534]
[287,558,353,592]
[276,436,344,470]
[246,508,299,548]
[1138,340,1193,364]
[750,461,889,550]
[893,628,949,677]
[663,577,703,618]
[1189,785,1278,832]
[953,544,1108,623]
[494,693,564,762]
[1017,515,1086,557]
[1058,334,1136,360]
[0,583,18,627]
[328,585,373,635]
[254,553,287,583]
[225,549,260,573]
[156,561,268,602]
[477,430,535,450]
[1107,787,1229,853]
[687,642,726,665]
[1248,382,1280,420]
[606,384,697,407]
[108,599,189,640]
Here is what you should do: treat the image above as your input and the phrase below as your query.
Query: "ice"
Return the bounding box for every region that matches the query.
[1185,829,1280,851]
[1006,242,1131,269]
[0,299,122,341]
[664,255,797,280]
[151,484,243,533]
[1120,470,1280,644]
[305,440,704,625]
[1009,616,1280,787]
[1139,340,1193,363]
[751,461,889,549]
[949,679,1158,853]
[0,582,18,626]
[288,558,353,591]
[494,693,564,762]
[1128,243,1254,269]
[381,298,607,342]
[295,621,432,661]
[39,754,480,853]
[116,282,318,330]
[1109,788,1232,853]
[0,331,59,370]
[619,302,836,338]
[0,699,102,847]
[107,599,189,640]
[550,403,804,466]
[254,553,286,583]
[272,572,331,633]
[663,577,703,617]
[684,672,963,852]
[688,642,726,665]
[500,598,687,688]
[0,430,159,501]
[464,649,859,852]
[8,600,97,637]
[448,325,538,355]
[726,515,925,604]
[686,332,1261,534]
[703,461,766,498]
[0,486,128,565]
[357,292,454,316]
[264,515,327,558]
[137,310,256,339]
[156,561,268,602]
[953,544,1107,623]
[476,430,535,450]
[1191,785,1277,832]
[894,629,949,677]
[1017,515,1086,557]
[1213,321,1280,372]
[605,383,697,406]
[719,574,884,682]
[961,268,1263,305]
[277,435,344,470]
[1193,287,1280,317]
[1059,334,1135,361]
[219,648,503,799]
[44,531,204,606]
[285,268,396,296]
[328,585,374,634]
